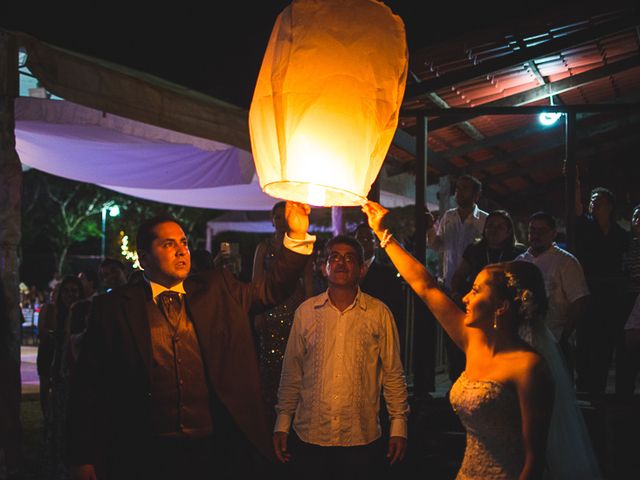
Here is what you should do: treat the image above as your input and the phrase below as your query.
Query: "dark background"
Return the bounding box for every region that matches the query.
[2,1,605,108]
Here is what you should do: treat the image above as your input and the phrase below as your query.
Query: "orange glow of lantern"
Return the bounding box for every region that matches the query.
[249,0,407,207]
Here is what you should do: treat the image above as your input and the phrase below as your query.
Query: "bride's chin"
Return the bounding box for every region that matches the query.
[464,315,487,329]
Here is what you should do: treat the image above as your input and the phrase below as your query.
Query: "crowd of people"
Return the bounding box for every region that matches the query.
[32,260,129,478]
[424,175,639,400]
[14,175,639,479]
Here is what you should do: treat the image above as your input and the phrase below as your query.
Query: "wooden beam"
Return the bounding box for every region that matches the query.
[428,92,486,141]
[565,112,577,251]
[405,15,640,100]
[441,121,559,158]
[484,56,640,107]
[391,104,640,179]
[425,54,640,131]
[408,92,640,161]
[484,132,640,184]
[464,113,640,175]
[391,128,453,173]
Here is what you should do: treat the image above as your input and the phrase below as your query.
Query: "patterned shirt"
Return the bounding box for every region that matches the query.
[274,289,409,446]
[434,205,489,289]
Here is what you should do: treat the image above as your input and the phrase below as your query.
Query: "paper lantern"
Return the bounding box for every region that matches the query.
[249,0,407,206]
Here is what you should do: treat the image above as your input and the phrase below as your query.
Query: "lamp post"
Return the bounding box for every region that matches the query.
[101,203,120,259]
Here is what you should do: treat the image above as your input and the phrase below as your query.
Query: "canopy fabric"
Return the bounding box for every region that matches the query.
[16,97,254,190]
[16,97,415,211]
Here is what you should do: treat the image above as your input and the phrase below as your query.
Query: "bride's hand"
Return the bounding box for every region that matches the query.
[361,201,389,236]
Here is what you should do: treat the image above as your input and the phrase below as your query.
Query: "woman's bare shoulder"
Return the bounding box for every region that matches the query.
[501,349,550,386]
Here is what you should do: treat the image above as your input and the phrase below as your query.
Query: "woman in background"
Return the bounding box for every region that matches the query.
[37,275,83,479]
[252,201,312,411]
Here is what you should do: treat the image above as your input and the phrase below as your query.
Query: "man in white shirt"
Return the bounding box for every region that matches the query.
[426,174,488,290]
[517,212,590,364]
[273,235,409,477]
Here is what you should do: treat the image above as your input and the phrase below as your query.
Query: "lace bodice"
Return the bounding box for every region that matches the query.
[450,372,524,480]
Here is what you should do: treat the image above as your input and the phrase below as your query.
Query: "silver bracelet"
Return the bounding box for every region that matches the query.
[379,229,393,248]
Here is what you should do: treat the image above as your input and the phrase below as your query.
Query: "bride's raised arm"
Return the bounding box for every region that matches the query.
[362,201,468,350]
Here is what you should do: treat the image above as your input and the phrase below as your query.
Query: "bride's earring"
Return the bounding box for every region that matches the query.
[493,314,499,330]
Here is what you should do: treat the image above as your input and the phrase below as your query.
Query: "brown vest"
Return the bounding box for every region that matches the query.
[146,295,213,438]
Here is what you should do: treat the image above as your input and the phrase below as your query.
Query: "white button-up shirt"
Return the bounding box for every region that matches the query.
[517,244,590,339]
[435,205,488,289]
[274,289,409,446]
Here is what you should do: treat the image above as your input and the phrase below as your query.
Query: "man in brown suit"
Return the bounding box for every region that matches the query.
[69,202,314,480]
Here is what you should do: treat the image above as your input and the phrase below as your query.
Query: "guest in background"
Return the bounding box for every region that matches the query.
[619,204,640,396]
[575,186,630,394]
[36,276,83,418]
[38,275,83,479]
[517,212,590,372]
[69,260,129,362]
[252,201,313,411]
[77,269,99,300]
[451,210,526,306]
[98,258,128,292]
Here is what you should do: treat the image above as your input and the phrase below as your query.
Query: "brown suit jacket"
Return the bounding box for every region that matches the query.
[68,246,308,469]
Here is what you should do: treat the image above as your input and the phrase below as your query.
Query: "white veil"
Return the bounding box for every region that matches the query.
[520,321,603,479]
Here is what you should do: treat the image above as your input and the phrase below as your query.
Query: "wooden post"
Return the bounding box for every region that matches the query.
[0,30,23,470]
[0,32,21,364]
[564,112,577,251]
[412,114,435,395]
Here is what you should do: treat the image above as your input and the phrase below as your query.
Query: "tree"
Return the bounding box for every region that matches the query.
[23,171,121,273]
[22,170,216,274]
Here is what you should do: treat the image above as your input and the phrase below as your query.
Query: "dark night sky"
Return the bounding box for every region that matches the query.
[2,1,616,108]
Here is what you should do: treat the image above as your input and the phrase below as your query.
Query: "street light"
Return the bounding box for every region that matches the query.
[101,203,120,259]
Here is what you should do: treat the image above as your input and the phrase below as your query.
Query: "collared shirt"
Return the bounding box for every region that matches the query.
[275,289,409,446]
[148,279,187,303]
[517,244,590,339]
[434,205,488,289]
[283,232,316,256]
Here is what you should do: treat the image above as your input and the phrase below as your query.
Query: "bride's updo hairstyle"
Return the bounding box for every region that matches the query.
[483,261,548,329]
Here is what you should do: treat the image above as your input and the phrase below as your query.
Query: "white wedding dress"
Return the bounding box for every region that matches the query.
[450,372,523,479]
[450,323,602,479]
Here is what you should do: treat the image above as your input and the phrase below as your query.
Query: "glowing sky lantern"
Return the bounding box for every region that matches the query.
[249,0,408,207]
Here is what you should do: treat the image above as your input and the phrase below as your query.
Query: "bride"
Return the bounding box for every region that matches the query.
[362,201,601,479]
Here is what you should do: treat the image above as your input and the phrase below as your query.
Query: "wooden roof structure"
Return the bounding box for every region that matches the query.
[387,5,640,213]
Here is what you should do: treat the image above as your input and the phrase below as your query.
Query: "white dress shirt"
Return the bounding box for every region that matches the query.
[517,244,590,339]
[148,279,187,303]
[275,289,409,446]
[434,205,488,289]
